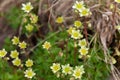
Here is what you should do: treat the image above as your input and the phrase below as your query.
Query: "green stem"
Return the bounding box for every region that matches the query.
[27,30,61,54]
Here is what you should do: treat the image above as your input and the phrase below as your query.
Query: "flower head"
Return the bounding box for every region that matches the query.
[25,24,34,32]
[42,41,51,50]
[71,30,83,39]
[30,14,38,24]
[19,41,27,49]
[12,36,19,45]
[79,8,91,17]
[22,2,33,13]
[111,57,117,64]
[74,21,82,28]
[50,63,61,73]
[79,47,89,56]
[12,58,21,67]
[72,1,85,11]
[56,16,64,24]
[73,65,85,79]
[78,39,87,47]
[115,25,120,30]
[115,0,120,3]
[62,64,72,75]
[10,50,19,58]
[67,27,75,35]
[24,68,36,78]
[0,49,7,58]
[110,4,114,9]
[25,59,33,67]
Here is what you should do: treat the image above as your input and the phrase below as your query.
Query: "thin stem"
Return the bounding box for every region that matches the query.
[27,30,60,54]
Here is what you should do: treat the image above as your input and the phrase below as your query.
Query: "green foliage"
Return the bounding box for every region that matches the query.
[0,0,113,80]
[84,45,110,80]
[3,37,16,51]
[0,59,24,80]
[31,30,110,80]
[1,29,110,80]
[5,7,23,29]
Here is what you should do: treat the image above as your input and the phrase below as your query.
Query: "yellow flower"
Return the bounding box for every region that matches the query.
[0,49,7,58]
[74,21,82,28]
[115,47,120,56]
[79,8,91,17]
[24,68,36,79]
[62,64,72,75]
[56,16,64,24]
[10,50,19,58]
[25,59,33,67]
[12,36,19,45]
[115,0,120,3]
[72,1,85,11]
[50,63,61,73]
[25,24,34,32]
[67,27,75,35]
[30,14,38,24]
[110,4,114,9]
[22,2,33,13]
[42,41,51,50]
[79,47,89,56]
[71,30,83,39]
[19,41,27,49]
[73,66,85,79]
[78,39,87,47]
[115,25,120,30]
[111,57,117,64]
[12,58,21,67]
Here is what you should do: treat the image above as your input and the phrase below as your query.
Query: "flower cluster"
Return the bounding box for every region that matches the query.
[67,22,83,40]
[67,0,90,59]
[22,2,38,33]
[72,1,91,17]
[50,63,85,79]
[1,36,35,79]
[24,59,35,79]
[78,39,89,57]
[1,36,25,67]
[68,26,89,58]
[21,2,37,78]
[12,36,35,78]
[12,36,27,49]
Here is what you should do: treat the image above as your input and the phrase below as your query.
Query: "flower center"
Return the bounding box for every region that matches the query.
[76,4,82,9]
[27,71,33,77]
[75,71,81,77]
[81,49,87,54]
[26,5,31,11]
[54,66,59,71]
[64,67,70,73]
